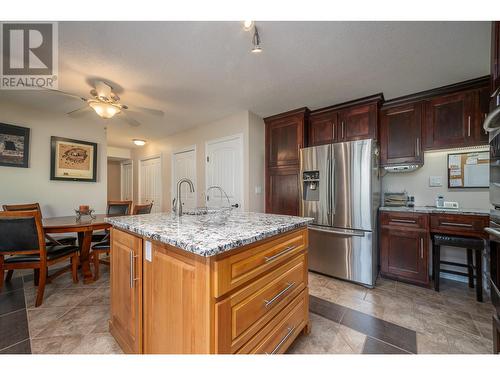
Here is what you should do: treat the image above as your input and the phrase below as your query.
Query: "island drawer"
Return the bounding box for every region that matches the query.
[380,211,428,230]
[237,290,308,354]
[430,213,489,238]
[213,228,308,298]
[214,253,307,353]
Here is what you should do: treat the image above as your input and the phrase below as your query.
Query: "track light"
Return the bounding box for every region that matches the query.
[251,26,262,53]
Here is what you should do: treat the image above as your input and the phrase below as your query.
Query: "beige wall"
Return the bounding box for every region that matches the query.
[107,160,121,201]
[131,111,265,213]
[382,146,490,209]
[0,100,107,217]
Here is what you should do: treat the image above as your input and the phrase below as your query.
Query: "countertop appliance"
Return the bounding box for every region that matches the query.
[300,139,380,287]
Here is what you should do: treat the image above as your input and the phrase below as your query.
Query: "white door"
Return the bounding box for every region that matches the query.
[205,134,243,210]
[121,161,133,201]
[139,156,162,213]
[172,148,197,211]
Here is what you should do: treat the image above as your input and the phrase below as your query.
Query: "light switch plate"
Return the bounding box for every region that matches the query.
[429,176,443,187]
[145,240,152,262]
[255,186,262,194]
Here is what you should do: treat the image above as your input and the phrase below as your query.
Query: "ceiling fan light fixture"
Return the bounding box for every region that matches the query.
[251,26,262,53]
[88,101,121,119]
[243,20,254,31]
[133,139,146,146]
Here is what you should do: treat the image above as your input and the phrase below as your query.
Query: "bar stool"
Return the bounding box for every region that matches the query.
[432,234,484,302]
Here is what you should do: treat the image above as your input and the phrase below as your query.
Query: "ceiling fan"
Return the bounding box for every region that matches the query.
[50,80,164,127]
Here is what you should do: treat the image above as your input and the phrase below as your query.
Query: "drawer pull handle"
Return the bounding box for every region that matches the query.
[390,219,417,224]
[420,238,424,259]
[265,245,296,262]
[441,222,473,228]
[264,282,295,308]
[266,326,296,355]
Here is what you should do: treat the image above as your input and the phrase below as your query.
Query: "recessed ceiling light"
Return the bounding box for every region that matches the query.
[243,20,254,31]
[133,139,146,146]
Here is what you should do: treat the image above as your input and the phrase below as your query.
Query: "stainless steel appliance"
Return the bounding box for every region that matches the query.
[300,139,380,287]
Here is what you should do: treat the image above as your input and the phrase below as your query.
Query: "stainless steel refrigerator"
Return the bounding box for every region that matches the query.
[299,139,380,287]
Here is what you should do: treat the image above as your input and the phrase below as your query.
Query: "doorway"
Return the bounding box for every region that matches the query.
[139,155,162,213]
[172,147,197,211]
[205,134,243,210]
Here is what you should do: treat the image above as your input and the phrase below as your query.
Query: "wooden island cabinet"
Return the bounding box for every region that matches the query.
[108,217,311,354]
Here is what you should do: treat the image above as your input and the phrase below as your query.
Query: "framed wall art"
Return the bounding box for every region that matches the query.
[0,123,30,168]
[50,136,98,182]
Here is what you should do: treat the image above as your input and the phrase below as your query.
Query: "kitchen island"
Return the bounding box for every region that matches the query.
[105,212,313,354]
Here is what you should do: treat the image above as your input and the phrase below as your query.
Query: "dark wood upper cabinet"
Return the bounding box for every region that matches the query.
[380,102,423,166]
[338,103,378,142]
[266,166,300,216]
[308,110,337,146]
[478,86,490,143]
[308,94,383,146]
[492,21,500,98]
[265,108,308,168]
[423,91,477,150]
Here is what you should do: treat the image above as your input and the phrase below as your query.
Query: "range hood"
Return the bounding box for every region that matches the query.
[383,164,421,173]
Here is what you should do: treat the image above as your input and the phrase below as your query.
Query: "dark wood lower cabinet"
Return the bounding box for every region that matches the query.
[266,167,300,216]
[380,227,429,286]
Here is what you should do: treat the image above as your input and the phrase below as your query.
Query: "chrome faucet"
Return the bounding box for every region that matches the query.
[173,178,195,216]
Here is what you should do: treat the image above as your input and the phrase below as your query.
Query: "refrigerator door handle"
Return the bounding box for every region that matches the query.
[330,156,335,216]
[308,225,365,237]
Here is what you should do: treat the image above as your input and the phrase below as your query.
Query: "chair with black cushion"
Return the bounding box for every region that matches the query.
[433,234,485,302]
[0,210,79,307]
[132,202,153,215]
[2,203,77,281]
[91,200,132,243]
[90,200,133,281]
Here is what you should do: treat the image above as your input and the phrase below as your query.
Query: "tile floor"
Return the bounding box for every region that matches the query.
[0,267,496,354]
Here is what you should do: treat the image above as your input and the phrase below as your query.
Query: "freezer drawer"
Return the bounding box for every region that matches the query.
[308,225,375,287]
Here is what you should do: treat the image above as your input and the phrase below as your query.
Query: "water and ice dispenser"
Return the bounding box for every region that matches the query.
[302,171,320,201]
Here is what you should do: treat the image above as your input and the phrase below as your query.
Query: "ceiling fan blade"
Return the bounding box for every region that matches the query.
[67,106,91,117]
[119,111,141,127]
[46,89,87,102]
[124,104,164,117]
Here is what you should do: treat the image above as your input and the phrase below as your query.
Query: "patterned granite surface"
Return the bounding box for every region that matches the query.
[379,206,490,216]
[106,212,313,257]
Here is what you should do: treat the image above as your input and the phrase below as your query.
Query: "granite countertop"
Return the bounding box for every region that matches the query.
[106,212,313,257]
[379,206,490,216]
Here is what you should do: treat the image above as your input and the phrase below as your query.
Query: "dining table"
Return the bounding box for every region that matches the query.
[42,214,114,284]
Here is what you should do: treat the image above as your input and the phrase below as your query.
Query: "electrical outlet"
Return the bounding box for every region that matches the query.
[429,176,442,187]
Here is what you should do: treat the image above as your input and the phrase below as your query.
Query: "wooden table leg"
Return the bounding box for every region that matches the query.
[78,230,94,284]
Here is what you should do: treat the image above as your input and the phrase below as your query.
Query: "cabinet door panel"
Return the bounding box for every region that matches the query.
[338,103,377,141]
[492,21,500,96]
[478,87,490,144]
[309,112,336,146]
[266,114,305,167]
[266,167,299,216]
[380,228,428,285]
[423,92,475,149]
[109,229,143,353]
[380,103,423,166]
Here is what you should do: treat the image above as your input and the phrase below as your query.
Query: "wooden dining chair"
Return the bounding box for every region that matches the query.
[132,202,153,215]
[2,202,77,281]
[91,200,133,243]
[0,210,79,307]
[90,201,147,281]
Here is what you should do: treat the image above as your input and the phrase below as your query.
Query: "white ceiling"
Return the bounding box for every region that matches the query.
[0,21,491,148]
